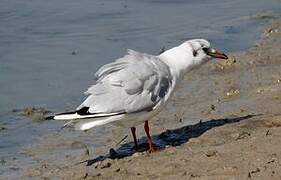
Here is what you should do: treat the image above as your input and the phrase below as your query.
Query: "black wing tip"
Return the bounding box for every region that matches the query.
[45,108,89,120]
[55,107,90,116]
[76,107,90,115]
[47,107,127,120]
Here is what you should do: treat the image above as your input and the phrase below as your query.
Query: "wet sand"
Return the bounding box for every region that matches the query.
[18,19,281,179]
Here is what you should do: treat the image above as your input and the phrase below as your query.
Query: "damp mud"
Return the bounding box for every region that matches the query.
[8,19,281,179]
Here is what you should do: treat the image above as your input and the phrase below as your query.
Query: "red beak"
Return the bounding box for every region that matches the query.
[207,49,228,60]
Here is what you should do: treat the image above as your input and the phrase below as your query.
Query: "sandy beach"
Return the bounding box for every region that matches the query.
[14,18,281,180]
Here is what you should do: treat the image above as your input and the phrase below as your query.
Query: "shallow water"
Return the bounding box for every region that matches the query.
[0,0,281,178]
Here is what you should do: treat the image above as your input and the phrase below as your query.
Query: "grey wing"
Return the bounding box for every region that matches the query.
[76,50,173,114]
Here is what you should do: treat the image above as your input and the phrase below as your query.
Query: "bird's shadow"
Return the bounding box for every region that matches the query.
[80,114,257,166]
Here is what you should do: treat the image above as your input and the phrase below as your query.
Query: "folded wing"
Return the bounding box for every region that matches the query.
[76,50,173,115]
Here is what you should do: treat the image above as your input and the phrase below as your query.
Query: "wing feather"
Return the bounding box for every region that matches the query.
[77,50,173,114]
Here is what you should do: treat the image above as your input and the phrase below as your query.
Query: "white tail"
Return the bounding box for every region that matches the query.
[54,113,81,120]
[54,111,125,120]
[74,114,124,130]
[52,112,125,130]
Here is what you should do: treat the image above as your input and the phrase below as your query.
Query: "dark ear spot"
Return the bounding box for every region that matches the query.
[193,50,198,57]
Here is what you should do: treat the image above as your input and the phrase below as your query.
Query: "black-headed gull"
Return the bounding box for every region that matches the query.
[49,39,228,152]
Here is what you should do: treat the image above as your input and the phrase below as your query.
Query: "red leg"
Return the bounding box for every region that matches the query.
[144,120,156,152]
[130,127,138,150]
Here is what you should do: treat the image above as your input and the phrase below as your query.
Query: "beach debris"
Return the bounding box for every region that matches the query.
[204,104,216,115]
[266,159,275,164]
[14,106,51,121]
[236,131,251,140]
[210,104,216,111]
[100,161,111,169]
[264,26,279,37]
[266,130,272,136]
[226,88,240,97]
[205,150,218,157]
[83,173,88,179]
[189,173,200,178]
[250,167,261,174]
[257,88,264,94]
[174,112,184,123]
[248,167,262,178]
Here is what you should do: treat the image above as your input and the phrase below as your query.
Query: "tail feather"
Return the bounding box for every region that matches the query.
[54,113,81,120]
[48,110,126,130]
[45,111,78,120]
[74,114,124,130]
[53,111,125,120]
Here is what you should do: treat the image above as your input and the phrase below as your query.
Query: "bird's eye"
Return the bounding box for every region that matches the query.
[202,47,209,53]
[193,50,198,57]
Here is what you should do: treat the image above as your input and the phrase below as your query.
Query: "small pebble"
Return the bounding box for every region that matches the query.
[100,162,111,169]
[205,150,218,157]
[250,167,261,174]
[83,173,88,179]
[211,104,216,111]
[226,89,240,96]
[236,131,251,140]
